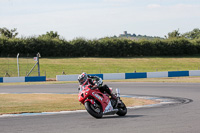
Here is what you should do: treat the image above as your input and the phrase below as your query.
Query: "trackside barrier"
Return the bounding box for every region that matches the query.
[56,74,103,81]
[189,70,200,76]
[168,71,189,77]
[125,72,147,79]
[3,77,25,83]
[0,76,46,83]
[56,70,200,81]
[104,73,125,80]
[147,71,168,78]
[56,75,79,81]
[25,76,46,82]
[0,77,3,83]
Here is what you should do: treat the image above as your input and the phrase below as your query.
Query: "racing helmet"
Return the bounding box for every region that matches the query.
[78,72,88,85]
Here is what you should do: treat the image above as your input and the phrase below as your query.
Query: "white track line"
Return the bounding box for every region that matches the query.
[0,95,175,118]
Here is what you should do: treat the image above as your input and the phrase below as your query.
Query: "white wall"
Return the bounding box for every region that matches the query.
[103,73,125,80]
[147,72,168,78]
[56,75,79,81]
[189,70,200,76]
[3,77,25,83]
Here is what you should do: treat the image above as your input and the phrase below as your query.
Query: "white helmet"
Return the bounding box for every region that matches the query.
[78,72,88,85]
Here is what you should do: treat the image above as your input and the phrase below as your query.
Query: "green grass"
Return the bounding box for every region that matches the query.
[0,94,156,115]
[1,57,200,78]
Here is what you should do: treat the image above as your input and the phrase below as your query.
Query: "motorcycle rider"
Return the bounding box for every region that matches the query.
[78,72,118,101]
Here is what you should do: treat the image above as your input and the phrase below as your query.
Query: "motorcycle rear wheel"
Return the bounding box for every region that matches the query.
[85,101,103,118]
[116,101,127,116]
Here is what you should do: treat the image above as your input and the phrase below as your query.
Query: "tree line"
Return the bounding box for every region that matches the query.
[0,27,200,57]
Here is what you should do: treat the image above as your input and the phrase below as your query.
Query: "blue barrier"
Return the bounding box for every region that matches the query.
[25,76,46,82]
[168,71,189,77]
[0,77,3,83]
[56,70,200,81]
[125,72,147,79]
[88,74,104,80]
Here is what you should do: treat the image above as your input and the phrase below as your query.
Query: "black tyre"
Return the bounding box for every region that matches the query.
[116,102,127,116]
[85,101,103,118]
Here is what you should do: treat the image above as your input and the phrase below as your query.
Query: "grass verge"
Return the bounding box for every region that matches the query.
[0,94,156,115]
[1,57,200,78]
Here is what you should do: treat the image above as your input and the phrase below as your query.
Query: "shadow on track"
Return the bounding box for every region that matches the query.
[102,115,145,119]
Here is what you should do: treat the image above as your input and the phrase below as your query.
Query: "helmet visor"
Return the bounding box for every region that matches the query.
[79,76,87,85]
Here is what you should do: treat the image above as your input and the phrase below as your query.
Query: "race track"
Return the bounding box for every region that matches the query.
[0,82,200,133]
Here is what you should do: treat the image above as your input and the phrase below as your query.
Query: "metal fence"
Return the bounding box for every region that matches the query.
[0,55,41,77]
[1,55,200,79]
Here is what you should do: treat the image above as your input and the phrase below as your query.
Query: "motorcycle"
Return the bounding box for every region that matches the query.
[78,84,127,118]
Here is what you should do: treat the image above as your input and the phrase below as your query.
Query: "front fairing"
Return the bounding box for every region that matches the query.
[78,85,91,103]
[78,84,112,112]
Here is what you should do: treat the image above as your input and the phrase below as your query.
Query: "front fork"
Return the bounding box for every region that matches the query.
[115,88,123,106]
[116,88,120,98]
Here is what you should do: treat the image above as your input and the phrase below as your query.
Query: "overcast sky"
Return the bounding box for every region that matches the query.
[0,0,200,40]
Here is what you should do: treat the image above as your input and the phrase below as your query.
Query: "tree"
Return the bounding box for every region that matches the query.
[0,27,18,38]
[182,28,200,39]
[132,33,136,37]
[39,31,60,39]
[165,29,181,39]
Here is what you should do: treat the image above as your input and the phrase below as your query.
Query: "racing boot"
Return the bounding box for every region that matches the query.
[111,93,117,100]
[110,93,122,108]
[108,93,117,107]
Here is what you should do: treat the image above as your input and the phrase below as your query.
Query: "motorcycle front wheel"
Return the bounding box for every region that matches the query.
[85,101,103,118]
[116,101,127,116]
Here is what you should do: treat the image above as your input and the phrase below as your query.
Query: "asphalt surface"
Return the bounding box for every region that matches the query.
[0,82,200,133]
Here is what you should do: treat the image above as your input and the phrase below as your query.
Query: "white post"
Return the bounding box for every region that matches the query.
[17,53,20,77]
[37,52,41,76]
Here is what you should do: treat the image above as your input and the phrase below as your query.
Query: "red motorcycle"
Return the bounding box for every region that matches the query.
[78,84,127,118]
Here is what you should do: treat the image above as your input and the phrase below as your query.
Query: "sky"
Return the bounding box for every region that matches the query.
[0,0,200,40]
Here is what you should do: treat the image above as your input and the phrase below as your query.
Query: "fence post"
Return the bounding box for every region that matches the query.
[37,53,40,76]
[17,53,20,77]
